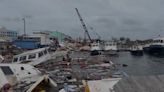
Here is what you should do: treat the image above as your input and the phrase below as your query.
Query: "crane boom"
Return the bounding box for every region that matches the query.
[75,8,92,42]
[90,27,101,40]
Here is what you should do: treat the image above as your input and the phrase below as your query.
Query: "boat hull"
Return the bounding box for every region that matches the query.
[144,45,164,56]
[103,50,118,56]
[143,47,150,53]
[130,50,143,56]
[90,50,101,56]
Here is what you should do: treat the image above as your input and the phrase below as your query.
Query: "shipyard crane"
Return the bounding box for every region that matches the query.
[75,8,92,43]
[90,27,101,40]
[95,31,101,40]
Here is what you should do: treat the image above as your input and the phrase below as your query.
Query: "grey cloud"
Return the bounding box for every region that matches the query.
[121,18,141,26]
[0,0,164,40]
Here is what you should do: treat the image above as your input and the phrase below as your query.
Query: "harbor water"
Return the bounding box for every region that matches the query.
[70,51,164,76]
[113,52,164,76]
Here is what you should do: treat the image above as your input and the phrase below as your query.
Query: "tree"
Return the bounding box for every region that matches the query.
[120,37,125,42]
[125,38,130,43]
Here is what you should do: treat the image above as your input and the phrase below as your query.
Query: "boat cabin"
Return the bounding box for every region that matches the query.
[0,64,41,90]
[0,64,58,92]
[12,47,51,66]
[90,41,103,51]
[104,41,117,51]
[153,38,164,45]
[131,45,143,50]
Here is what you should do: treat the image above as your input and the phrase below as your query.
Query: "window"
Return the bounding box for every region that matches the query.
[13,58,18,62]
[20,56,27,61]
[20,67,24,70]
[38,52,43,57]
[28,54,36,59]
[1,66,14,75]
[161,40,163,43]
[44,50,47,55]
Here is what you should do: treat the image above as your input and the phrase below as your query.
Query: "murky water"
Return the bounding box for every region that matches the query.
[110,52,164,76]
[70,51,164,76]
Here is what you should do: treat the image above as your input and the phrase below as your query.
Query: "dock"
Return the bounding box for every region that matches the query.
[114,75,164,92]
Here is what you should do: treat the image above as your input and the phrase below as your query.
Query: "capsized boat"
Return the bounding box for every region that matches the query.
[12,47,51,66]
[0,64,58,92]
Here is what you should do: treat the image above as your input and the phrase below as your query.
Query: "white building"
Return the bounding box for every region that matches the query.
[31,32,52,46]
[0,27,18,41]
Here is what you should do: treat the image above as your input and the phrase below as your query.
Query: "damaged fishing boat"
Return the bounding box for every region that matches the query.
[130,45,143,56]
[0,64,58,92]
[90,41,103,56]
[104,41,118,56]
[12,47,51,66]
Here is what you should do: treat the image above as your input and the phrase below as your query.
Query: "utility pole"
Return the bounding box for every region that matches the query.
[22,18,26,36]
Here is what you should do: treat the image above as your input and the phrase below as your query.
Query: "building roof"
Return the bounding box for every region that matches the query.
[49,31,71,39]
[0,27,17,33]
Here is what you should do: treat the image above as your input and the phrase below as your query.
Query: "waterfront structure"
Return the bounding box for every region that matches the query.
[48,31,72,43]
[32,31,60,49]
[0,27,18,41]
[13,31,58,49]
[13,31,53,49]
[12,36,40,50]
[32,32,52,46]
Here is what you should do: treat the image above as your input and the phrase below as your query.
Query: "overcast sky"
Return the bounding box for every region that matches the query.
[0,0,164,40]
